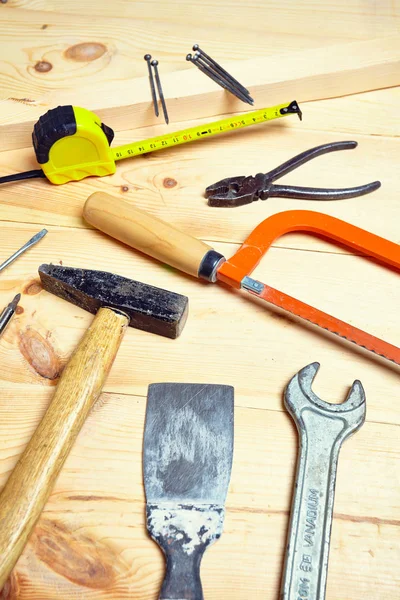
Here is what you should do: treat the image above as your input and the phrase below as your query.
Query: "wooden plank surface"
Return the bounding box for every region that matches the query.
[3,1,400,86]
[0,89,399,247]
[1,35,399,151]
[0,2,399,599]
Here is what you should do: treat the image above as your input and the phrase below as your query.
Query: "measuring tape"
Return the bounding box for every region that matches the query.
[113,100,301,161]
[0,101,301,186]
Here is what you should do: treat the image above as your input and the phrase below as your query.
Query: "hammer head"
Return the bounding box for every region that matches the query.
[39,264,188,339]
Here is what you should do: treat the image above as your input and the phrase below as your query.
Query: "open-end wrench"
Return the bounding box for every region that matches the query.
[281,362,366,600]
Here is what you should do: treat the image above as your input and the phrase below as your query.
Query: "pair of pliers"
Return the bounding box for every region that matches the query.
[205,141,381,207]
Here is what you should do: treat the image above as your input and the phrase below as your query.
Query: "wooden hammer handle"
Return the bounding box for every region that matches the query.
[84,192,222,280]
[0,307,128,588]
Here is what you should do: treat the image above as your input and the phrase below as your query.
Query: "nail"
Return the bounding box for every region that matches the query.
[144,54,159,117]
[192,44,252,101]
[188,53,253,105]
[194,53,254,104]
[151,59,169,125]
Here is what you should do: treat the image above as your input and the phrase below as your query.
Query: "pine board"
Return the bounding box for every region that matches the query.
[0,33,399,152]
[0,89,399,248]
[0,390,399,598]
[0,2,399,599]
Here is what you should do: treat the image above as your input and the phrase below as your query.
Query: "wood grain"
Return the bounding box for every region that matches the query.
[0,2,399,597]
[84,192,215,278]
[0,222,399,423]
[0,308,128,588]
[0,92,399,251]
[0,389,398,598]
[0,34,399,151]
[2,0,399,103]
[6,0,400,39]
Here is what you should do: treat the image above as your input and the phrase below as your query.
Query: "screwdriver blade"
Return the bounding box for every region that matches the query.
[9,293,21,310]
[0,293,21,337]
[0,229,48,274]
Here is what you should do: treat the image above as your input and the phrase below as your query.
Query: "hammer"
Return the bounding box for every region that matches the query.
[0,264,188,587]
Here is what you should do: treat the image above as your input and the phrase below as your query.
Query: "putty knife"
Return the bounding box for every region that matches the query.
[144,383,234,600]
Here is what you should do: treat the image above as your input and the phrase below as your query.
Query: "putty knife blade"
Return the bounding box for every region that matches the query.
[144,383,234,600]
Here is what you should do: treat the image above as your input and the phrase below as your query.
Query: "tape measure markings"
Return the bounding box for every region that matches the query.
[112,103,294,162]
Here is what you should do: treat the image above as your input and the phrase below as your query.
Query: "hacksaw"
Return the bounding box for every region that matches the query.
[84,194,400,366]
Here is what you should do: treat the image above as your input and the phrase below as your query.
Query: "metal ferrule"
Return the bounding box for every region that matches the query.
[198,250,225,282]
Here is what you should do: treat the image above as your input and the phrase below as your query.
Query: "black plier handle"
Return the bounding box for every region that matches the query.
[205,141,381,207]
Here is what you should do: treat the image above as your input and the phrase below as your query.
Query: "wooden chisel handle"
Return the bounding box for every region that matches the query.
[84,192,225,282]
[0,308,128,588]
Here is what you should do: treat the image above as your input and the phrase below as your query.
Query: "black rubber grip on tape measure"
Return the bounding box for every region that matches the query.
[100,122,115,146]
[32,105,77,164]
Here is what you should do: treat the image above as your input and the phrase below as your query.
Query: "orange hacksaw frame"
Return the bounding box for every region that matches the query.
[217,210,400,365]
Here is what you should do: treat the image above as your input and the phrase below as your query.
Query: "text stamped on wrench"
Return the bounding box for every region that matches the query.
[281,363,366,600]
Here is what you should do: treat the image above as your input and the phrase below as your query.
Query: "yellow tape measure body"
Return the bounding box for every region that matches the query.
[33,106,116,184]
[33,101,301,184]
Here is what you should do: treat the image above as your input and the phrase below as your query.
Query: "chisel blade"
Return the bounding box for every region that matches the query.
[143,383,234,599]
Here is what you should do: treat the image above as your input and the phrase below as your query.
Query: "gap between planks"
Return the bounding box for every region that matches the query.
[0,218,389,260]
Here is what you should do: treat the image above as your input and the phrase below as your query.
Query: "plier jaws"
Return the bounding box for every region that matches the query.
[205,141,381,207]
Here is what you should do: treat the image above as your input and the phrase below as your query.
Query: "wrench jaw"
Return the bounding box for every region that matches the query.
[344,380,367,434]
[284,362,366,433]
[284,362,320,426]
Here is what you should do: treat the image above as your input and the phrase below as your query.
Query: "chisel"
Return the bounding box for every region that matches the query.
[83,192,400,366]
[144,383,234,599]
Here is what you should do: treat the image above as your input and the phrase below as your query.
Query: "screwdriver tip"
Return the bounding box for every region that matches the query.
[30,228,48,245]
[11,293,21,309]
